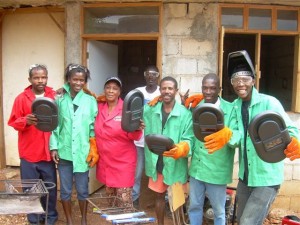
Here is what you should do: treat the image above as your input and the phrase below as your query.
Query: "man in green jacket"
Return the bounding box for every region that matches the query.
[228,50,300,225]
[143,76,194,225]
[187,73,240,225]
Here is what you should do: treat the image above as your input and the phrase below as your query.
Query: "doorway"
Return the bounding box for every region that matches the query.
[87,40,157,98]
[222,33,295,111]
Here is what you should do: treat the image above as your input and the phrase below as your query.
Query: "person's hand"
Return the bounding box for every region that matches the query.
[51,150,59,164]
[284,137,300,161]
[138,119,145,130]
[148,95,162,106]
[55,87,65,98]
[204,127,232,154]
[163,141,189,159]
[26,114,38,125]
[86,137,99,167]
[83,86,97,99]
[96,94,106,103]
[184,94,204,108]
[179,89,189,105]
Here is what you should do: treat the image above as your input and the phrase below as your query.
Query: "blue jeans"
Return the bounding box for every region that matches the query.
[20,159,58,225]
[57,159,89,201]
[132,146,145,201]
[188,177,226,225]
[236,180,278,225]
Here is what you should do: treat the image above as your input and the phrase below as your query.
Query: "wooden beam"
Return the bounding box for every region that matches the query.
[0,14,6,169]
[45,6,65,35]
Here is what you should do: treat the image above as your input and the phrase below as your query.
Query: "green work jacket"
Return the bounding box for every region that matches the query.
[144,101,194,185]
[189,97,240,185]
[50,84,98,173]
[232,87,300,186]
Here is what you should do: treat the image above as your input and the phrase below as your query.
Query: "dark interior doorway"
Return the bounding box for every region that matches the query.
[222,33,295,110]
[102,40,157,98]
[222,34,256,102]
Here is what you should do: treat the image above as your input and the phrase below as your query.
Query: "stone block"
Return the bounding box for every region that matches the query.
[182,39,212,56]
[280,180,300,195]
[293,164,300,180]
[165,38,180,55]
[290,196,300,212]
[197,58,213,74]
[173,58,197,75]
[284,164,293,181]
[165,18,193,36]
[178,75,202,93]
[272,196,291,210]
[165,3,187,18]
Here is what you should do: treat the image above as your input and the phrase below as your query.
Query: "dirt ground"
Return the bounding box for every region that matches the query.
[0,166,175,225]
[1,166,300,225]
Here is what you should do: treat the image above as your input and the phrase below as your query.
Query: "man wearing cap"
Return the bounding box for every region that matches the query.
[228,50,300,224]
[132,65,160,208]
[95,76,144,208]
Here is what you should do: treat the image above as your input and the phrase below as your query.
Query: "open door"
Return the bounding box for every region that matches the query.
[87,40,118,95]
[86,40,118,194]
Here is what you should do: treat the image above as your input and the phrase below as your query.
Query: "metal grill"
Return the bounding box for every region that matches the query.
[0,179,51,224]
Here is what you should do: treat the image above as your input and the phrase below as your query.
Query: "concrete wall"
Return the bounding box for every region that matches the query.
[163,3,218,94]
[3,12,65,165]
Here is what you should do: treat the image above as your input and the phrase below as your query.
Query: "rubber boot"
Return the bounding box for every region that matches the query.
[61,200,73,225]
[79,200,88,225]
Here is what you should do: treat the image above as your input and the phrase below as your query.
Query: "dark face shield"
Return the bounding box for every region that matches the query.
[248,111,291,163]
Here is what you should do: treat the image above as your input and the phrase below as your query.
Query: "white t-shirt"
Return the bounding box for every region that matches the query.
[134,86,160,147]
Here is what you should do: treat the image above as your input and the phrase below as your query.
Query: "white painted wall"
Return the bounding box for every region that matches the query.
[3,12,65,166]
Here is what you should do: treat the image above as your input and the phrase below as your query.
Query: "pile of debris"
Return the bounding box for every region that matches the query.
[264,208,300,225]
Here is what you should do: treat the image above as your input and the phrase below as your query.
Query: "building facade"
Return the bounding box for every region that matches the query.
[0,0,300,211]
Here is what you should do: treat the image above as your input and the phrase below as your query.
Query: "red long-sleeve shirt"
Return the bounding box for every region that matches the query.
[8,85,56,162]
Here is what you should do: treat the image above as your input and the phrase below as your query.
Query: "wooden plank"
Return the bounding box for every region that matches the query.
[0,14,5,169]
[291,35,300,112]
[218,26,225,97]
[255,33,261,90]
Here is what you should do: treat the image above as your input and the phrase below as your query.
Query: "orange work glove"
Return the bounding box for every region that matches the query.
[148,95,162,106]
[184,94,204,108]
[83,86,97,99]
[96,94,106,103]
[204,127,232,154]
[284,137,300,161]
[86,137,99,167]
[163,141,190,159]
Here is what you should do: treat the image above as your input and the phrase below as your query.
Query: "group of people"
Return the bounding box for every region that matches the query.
[7,50,300,225]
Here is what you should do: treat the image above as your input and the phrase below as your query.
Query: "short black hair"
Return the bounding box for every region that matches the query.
[28,64,48,77]
[202,73,220,86]
[160,76,178,89]
[145,65,159,73]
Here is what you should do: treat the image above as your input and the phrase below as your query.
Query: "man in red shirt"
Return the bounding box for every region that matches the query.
[8,64,58,225]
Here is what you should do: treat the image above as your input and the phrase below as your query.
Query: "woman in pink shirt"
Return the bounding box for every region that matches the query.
[95,77,144,207]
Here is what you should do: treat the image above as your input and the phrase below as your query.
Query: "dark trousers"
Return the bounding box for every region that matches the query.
[20,159,58,224]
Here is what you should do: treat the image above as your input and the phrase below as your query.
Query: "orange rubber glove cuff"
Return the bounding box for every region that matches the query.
[162,141,190,159]
[86,137,99,167]
[184,94,204,108]
[83,86,97,99]
[204,127,232,154]
[148,95,162,107]
[284,137,300,161]
[96,94,106,103]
